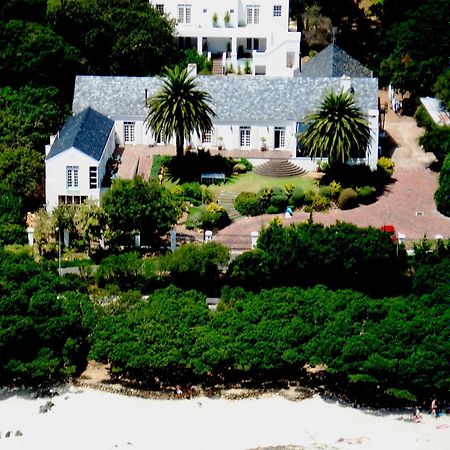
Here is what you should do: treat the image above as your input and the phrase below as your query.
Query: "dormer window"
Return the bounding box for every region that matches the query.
[273,5,282,17]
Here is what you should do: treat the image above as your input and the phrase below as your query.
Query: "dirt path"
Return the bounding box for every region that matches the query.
[218,91,450,241]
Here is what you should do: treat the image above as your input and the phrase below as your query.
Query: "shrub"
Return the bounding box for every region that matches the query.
[356,185,377,204]
[185,206,202,230]
[419,125,450,166]
[284,183,294,197]
[270,192,288,211]
[304,190,316,206]
[329,180,342,198]
[313,194,332,211]
[414,105,434,129]
[291,187,305,207]
[319,185,334,199]
[435,153,450,216]
[198,203,231,230]
[238,158,253,172]
[232,163,247,174]
[267,205,280,214]
[377,157,395,178]
[235,192,263,216]
[338,188,358,209]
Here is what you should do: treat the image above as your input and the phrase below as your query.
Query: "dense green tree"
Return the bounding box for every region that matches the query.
[0,19,81,91]
[74,200,106,255]
[298,90,370,165]
[435,153,450,216]
[377,0,450,97]
[102,177,181,246]
[433,69,450,112]
[146,66,216,158]
[0,146,44,211]
[0,249,93,384]
[0,85,68,149]
[158,242,229,293]
[0,193,26,247]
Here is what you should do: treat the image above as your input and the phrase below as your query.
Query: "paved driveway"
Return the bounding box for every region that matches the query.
[218,92,450,241]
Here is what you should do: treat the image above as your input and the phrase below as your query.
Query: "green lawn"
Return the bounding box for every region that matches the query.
[208,172,317,197]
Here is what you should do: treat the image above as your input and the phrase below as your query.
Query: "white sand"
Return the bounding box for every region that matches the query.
[0,387,448,450]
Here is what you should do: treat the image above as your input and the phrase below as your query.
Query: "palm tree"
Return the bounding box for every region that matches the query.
[146,66,216,158]
[298,90,371,165]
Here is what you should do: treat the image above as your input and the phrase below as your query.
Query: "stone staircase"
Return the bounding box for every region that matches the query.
[253,159,306,177]
[212,59,224,75]
[217,191,241,221]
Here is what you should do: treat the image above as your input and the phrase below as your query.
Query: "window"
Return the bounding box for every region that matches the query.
[177,4,191,23]
[246,5,260,24]
[274,127,285,148]
[202,130,212,143]
[273,5,282,17]
[124,121,135,143]
[286,51,295,68]
[59,195,87,205]
[246,38,259,51]
[155,4,164,14]
[240,127,251,147]
[89,166,98,189]
[66,166,79,189]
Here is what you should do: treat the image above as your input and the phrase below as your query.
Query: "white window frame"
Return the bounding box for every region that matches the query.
[273,5,282,17]
[66,166,79,189]
[275,127,286,148]
[124,121,135,143]
[246,5,260,24]
[177,4,192,23]
[89,166,98,189]
[155,4,164,14]
[240,127,251,148]
[202,130,212,144]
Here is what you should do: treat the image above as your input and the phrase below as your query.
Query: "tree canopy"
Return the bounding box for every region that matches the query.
[298,90,371,165]
[146,66,216,158]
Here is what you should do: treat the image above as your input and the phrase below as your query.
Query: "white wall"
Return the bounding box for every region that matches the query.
[45,129,116,211]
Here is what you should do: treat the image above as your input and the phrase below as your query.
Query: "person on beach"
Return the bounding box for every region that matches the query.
[186,383,193,400]
[431,398,437,417]
[175,385,183,399]
[413,407,422,423]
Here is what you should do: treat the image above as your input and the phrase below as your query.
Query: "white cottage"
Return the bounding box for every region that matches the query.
[45,107,115,211]
[149,0,301,76]
[72,74,379,169]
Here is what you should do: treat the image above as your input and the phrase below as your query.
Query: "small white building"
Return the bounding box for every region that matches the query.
[45,107,115,211]
[149,0,301,76]
[72,73,379,169]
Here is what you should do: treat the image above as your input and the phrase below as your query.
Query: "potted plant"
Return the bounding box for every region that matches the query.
[212,12,218,27]
[217,136,223,150]
[260,136,268,151]
[224,11,231,27]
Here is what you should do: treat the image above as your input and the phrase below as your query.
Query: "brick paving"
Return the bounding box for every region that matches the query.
[217,91,450,241]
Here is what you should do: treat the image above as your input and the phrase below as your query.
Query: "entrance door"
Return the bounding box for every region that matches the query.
[274,127,285,150]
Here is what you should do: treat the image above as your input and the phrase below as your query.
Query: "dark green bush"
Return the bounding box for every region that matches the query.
[267,205,281,214]
[435,153,450,216]
[291,187,305,207]
[338,188,358,209]
[232,163,247,174]
[319,185,334,199]
[270,192,288,211]
[237,158,253,172]
[235,192,263,216]
[419,125,450,166]
[198,204,231,230]
[321,163,380,189]
[356,185,377,204]
[414,105,434,129]
[181,182,213,203]
[313,194,332,211]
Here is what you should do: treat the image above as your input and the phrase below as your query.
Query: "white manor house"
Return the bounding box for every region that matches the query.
[149,0,301,76]
[45,45,379,211]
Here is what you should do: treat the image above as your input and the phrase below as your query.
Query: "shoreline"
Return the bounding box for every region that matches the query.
[1,385,449,450]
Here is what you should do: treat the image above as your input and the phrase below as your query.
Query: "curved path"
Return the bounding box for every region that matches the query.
[218,95,450,241]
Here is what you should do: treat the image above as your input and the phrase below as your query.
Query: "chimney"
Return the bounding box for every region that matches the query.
[340,75,352,93]
[187,63,197,76]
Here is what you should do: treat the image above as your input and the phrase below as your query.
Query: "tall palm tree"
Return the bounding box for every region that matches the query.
[298,90,371,165]
[146,66,216,158]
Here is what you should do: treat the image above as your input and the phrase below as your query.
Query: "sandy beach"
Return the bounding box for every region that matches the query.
[0,386,448,450]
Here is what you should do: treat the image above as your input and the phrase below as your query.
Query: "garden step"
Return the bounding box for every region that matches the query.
[217,191,241,221]
[254,160,306,177]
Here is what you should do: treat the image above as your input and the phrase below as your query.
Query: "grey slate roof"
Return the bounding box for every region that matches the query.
[73,74,378,124]
[47,107,114,161]
[294,44,372,78]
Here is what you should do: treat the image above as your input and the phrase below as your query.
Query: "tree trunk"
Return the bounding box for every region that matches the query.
[176,130,184,158]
